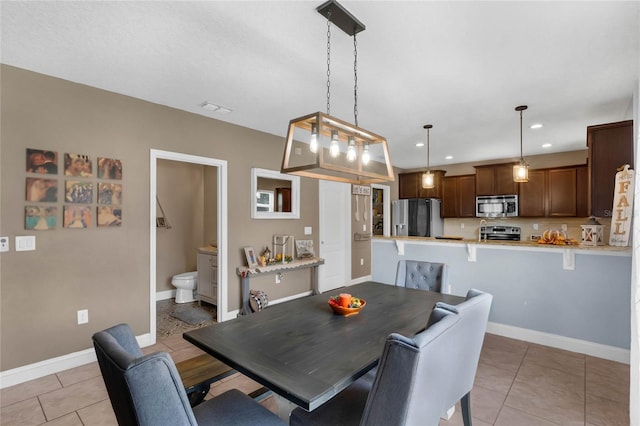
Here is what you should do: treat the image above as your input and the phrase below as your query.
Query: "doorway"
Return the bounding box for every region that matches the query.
[150,149,228,342]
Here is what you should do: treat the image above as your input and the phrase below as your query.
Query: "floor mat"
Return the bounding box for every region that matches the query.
[170,307,213,325]
[157,299,217,338]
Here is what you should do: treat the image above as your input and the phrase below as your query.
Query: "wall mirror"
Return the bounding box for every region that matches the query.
[251,168,300,219]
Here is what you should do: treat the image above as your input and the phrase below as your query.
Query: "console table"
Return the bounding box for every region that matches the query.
[236,258,325,315]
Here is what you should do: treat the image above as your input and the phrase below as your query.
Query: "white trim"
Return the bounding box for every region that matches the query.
[349,275,372,286]
[150,149,229,328]
[487,321,630,364]
[156,289,176,301]
[0,333,153,389]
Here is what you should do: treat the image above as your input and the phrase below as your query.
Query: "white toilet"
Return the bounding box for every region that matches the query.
[171,271,198,303]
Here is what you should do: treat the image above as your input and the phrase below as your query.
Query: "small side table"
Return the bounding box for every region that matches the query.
[236,258,325,315]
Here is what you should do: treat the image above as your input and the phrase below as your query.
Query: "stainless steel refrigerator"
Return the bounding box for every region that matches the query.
[392,198,444,237]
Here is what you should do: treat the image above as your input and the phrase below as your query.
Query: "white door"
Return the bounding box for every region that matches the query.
[318,180,351,293]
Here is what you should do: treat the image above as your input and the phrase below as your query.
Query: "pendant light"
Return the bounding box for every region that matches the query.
[422,124,434,189]
[281,0,394,184]
[513,105,529,183]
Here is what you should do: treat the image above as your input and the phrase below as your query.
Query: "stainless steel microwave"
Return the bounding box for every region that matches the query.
[476,195,518,218]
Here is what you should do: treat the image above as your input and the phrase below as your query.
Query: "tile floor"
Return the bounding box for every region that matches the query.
[1,317,630,425]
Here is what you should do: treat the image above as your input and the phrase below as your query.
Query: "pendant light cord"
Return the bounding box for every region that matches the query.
[519,109,524,160]
[353,32,358,127]
[326,8,331,116]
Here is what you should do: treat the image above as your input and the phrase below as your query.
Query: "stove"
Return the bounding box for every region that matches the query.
[480,225,521,241]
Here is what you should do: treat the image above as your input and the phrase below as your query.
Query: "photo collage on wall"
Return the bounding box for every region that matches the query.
[25,149,123,230]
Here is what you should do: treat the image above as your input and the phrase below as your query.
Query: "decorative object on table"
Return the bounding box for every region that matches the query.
[295,240,315,258]
[249,290,269,312]
[328,294,366,316]
[243,246,258,268]
[609,164,634,246]
[580,216,604,246]
[536,229,578,246]
[281,0,394,185]
[272,235,294,263]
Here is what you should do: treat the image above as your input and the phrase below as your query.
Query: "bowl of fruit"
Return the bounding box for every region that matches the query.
[328,294,366,317]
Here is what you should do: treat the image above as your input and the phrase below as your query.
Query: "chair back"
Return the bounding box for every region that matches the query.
[395,260,448,293]
[360,289,492,426]
[92,323,197,426]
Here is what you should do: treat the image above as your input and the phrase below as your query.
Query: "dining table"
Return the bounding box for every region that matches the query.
[183,281,464,412]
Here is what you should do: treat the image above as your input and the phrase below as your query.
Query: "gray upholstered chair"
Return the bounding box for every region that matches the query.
[395,260,448,293]
[289,289,492,426]
[92,323,284,426]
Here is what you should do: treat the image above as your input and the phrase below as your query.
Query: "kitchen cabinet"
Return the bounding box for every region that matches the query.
[442,175,476,218]
[518,165,587,217]
[398,170,446,199]
[197,249,218,305]
[474,163,519,196]
[587,120,634,218]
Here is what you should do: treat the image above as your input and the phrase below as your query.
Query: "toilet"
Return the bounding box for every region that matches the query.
[171,271,198,303]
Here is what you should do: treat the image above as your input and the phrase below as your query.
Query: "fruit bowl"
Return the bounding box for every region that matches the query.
[328,297,366,317]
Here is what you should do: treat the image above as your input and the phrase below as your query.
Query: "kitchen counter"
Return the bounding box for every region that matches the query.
[373,235,631,254]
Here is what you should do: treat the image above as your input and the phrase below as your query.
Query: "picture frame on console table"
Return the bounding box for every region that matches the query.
[243,246,259,268]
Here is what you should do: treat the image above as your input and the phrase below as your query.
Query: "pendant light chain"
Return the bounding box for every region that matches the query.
[326,9,332,116]
[519,108,524,160]
[353,32,358,127]
[426,127,430,170]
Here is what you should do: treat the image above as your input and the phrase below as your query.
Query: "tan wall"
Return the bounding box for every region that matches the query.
[0,65,319,371]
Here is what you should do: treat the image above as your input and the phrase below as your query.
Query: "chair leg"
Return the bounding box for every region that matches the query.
[461,392,472,426]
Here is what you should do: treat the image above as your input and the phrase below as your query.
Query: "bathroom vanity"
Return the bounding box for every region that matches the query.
[197,246,218,306]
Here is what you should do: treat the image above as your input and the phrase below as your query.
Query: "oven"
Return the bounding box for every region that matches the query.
[480,226,521,241]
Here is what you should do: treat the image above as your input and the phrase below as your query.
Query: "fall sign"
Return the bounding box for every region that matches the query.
[609,164,634,246]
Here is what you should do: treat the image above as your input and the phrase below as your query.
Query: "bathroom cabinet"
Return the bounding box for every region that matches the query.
[197,248,218,306]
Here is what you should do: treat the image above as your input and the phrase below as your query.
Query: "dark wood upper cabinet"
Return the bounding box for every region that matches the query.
[442,175,476,218]
[518,169,546,217]
[398,170,446,199]
[587,120,634,218]
[547,168,577,217]
[576,165,589,218]
[475,163,518,196]
[519,165,586,217]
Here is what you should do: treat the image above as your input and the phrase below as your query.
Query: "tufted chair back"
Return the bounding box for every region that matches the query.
[395,260,448,293]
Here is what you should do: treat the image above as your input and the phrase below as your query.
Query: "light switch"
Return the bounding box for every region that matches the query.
[304,226,312,235]
[15,236,35,251]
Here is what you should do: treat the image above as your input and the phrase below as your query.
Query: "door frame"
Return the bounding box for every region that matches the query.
[318,180,351,293]
[150,149,228,341]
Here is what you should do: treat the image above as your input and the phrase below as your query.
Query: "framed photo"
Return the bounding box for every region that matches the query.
[97,157,123,180]
[98,182,123,205]
[244,246,258,268]
[63,205,92,228]
[65,180,93,203]
[296,239,315,258]
[64,153,93,177]
[25,206,57,230]
[26,149,58,174]
[97,206,122,227]
[26,178,58,202]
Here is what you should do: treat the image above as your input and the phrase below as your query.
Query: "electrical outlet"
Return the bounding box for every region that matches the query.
[275,273,282,284]
[531,235,542,241]
[460,223,465,229]
[561,224,567,231]
[77,309,89,325]
[0,237,9,252]
[360,258,364,266]
[533,223,539,230]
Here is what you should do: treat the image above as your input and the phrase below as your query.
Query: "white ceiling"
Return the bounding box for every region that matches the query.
[2,1,638,169]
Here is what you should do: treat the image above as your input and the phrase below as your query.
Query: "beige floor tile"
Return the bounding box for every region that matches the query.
[586,356,629,381]
[0,374,61,408]
[39,376,108,421]
[56,362,101,387]
[76,399,118,426]
[159,333,198,352]
[479,333,528,374]
[439,401,492,426]
[259,395,279,415]
[208,374,264,398]
[505,361,584,425]
[0,397,46,426]
[141,341,172,355]
[585,392,629,426]
[469,384,508,424]
[41,412,83,426]
[475,360,517,395]
[587,367,630,404]
[494,406,560,426]
[169,345,207,364]
[524,344,585,377]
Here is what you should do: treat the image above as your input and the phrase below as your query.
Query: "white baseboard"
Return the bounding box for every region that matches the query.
[0,333,153,389]
[487,322,630,364]
[156,289,175,301]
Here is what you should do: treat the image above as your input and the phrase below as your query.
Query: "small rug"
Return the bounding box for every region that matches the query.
[170,307,214,325]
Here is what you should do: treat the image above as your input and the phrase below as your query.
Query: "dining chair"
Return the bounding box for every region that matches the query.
[92,323,284,426]
[395,259,448,293]
[289,289,492,426]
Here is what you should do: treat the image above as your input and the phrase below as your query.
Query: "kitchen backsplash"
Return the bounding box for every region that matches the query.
[443,217,613,243]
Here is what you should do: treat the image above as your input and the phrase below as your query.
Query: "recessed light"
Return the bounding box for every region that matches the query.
[542,143,552,148]
[530,123,543,129]
[445,155,453,160]
[416,142,425,147]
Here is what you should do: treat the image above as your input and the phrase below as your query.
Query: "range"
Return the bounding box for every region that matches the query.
[480,226,521,241]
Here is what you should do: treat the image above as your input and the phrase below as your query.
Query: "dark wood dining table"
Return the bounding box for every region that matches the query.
[183,281,464,411]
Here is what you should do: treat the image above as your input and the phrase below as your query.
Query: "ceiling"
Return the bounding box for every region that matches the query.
[1,1,638,170]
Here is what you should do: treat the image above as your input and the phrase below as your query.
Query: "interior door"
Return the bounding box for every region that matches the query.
[318,180,350,293]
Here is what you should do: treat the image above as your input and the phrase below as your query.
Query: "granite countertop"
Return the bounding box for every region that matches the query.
[372,235,631,252]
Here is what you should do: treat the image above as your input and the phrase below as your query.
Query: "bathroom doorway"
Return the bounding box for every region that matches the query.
[150,149,228,342]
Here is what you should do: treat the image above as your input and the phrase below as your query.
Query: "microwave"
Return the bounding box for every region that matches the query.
[476,195,518,218]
